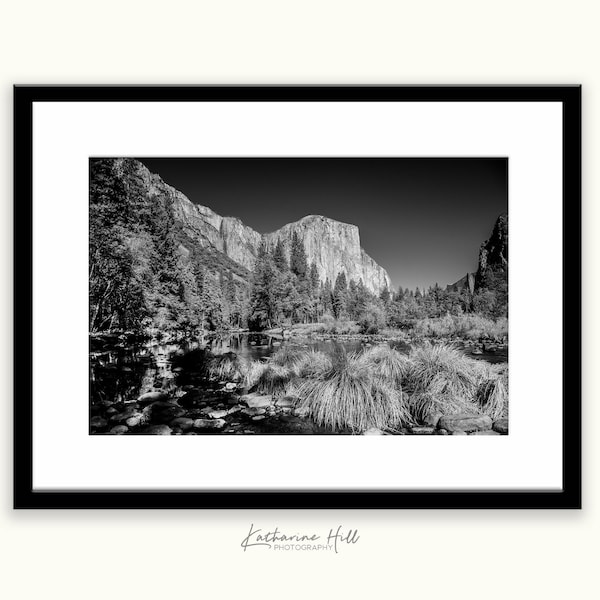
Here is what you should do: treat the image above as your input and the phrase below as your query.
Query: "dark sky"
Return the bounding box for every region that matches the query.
[137,157,507,291]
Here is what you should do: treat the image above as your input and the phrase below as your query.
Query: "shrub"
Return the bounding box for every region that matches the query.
[296,350,412,432]
[356,344,410,388]
[404,342,478,399]
[208,351,247,381]
[475,375,508,420]
[245,360,293,396]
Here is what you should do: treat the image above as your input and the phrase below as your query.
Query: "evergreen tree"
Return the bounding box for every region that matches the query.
[332,271,348,319]
[290,232,308,279]
[273,239,288,271]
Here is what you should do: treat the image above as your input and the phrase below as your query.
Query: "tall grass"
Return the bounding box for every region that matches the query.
[405,342,477,398]
[244,360,293,396]
[295,350,412,432]
[356,344,411,388]
[475,373,508,420]
[411,315,508,342]
[208,351,247,381]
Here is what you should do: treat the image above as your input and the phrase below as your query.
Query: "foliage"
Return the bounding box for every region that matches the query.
[295,350,412,432]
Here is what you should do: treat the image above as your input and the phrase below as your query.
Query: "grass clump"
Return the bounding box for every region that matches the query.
[208,351,247,381]
[475,374,508,420]
[244,360,293,396]
[405,342,478,399]
[356,344,411,388]
[296,350,412,433]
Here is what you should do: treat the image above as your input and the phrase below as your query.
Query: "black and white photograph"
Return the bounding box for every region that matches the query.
[89,157,508,436]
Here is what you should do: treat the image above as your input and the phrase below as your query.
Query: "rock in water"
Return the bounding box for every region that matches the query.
[193,418,226,430]
[170,417,195,431]
[90,416,108,429]
[438,414,492,433]
[363,428,385,435]
[109,425,129,435]
[143,424,172,435]
[241,393,273,408]
[493,418,509,434]
[138,391,169,404]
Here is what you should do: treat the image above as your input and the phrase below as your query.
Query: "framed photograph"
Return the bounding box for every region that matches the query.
[14,85,581,509]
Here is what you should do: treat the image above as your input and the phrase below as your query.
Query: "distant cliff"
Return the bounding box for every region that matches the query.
[475,213,508,288]
[447,214,508,294]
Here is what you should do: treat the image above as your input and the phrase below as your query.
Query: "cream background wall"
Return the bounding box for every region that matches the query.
[0,2,596,598]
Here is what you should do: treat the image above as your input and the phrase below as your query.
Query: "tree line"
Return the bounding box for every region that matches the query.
[89,159,507,338]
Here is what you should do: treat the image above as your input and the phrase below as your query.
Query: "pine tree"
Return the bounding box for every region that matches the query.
[332,271,348,319]
[290,232,308,279]
[273,238,288,271]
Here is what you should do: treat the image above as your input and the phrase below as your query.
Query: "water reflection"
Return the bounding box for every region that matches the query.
[90,333,507,407]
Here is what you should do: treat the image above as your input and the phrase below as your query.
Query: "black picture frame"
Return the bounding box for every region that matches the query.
[14,85,581,509]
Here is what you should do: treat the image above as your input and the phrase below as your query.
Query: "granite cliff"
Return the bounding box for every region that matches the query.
[113,159,392,294]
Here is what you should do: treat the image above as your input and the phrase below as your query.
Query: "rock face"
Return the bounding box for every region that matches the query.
[476,213,508,287]
[118,159,392,295]
[264,215,392,294]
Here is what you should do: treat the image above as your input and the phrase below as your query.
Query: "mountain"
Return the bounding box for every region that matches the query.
[476,213,508,285]
[446,214,507,294]
[144,159,391,294]
[446,272,475,294]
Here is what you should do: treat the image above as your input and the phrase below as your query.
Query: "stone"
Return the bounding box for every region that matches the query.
[193,418,226,430]
[138,391,169,404]
[109,425,129,435]
[143,424,172,435]
[242,407,266,417]
[178,390,204,408]
[110,407,141,423]
[470,430,501,435]
[363,427,385,435]
[90,416,107,428]
[409,426,436,435]
[423,412,443,428]
[436,428,449,435]
[293,406,310,418]
[225,382,237,390]
[125,416,142,427]
[452,430,468,436]
[438,414,492,433]
[276,396,298,408]
[207,406,240,419]
[170,417,195,431]
[149,402,186,422]
[241,393,273,408]
[492,418,509,434]
[251,415,266,421]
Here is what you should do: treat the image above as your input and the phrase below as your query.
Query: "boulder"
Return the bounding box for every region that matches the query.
[293,406,310,418]
[170,417,195,431]
[423,412,443,428]
[242,407,266,417]
[90,416,107,429]
[438,414,492,433]
[125,416,142,427]
[240,393,273,408]
[276,396,298,408]
[143,424,172,435]
[492,418,509,434]
[193,418,226,430]
[138,391,169,404]
[409,426,436,435]
[363,427,385,435]
[109,425,129,435]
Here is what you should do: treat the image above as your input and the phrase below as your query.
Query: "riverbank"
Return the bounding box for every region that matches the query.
[90,340,508,436]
